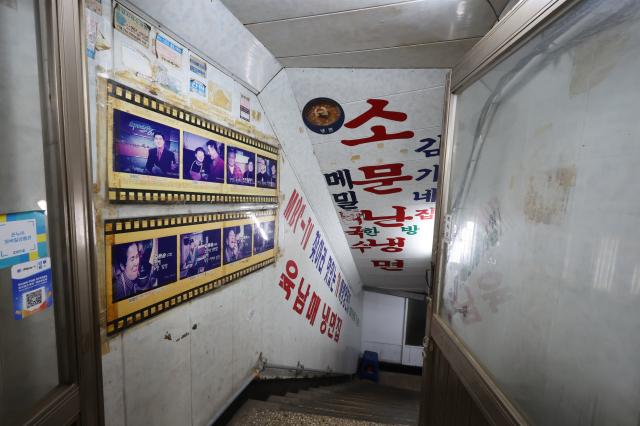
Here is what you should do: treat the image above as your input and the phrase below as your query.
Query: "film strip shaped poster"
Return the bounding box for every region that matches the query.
[105,210,277,334]
[106,80,279,204]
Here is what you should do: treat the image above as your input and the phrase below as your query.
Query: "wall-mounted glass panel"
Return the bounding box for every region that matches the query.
[440,0,640,423]
[0,0,60,423]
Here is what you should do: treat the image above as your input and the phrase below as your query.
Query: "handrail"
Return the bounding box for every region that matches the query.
[261,361,335,377]
[206,353,341,425]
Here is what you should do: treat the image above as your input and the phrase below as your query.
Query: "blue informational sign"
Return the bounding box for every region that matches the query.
[11,257,53,320]
[190,78,207,97]
[156,33,183,54]
[0,210,48,269]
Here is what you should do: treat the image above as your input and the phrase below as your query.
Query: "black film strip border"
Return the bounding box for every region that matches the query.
[107,188,278,205]
[106,257,276,335]
[104,209,277,235]
[107,79,278,155]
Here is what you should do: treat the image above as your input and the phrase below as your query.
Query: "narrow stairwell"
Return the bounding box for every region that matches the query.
[228,380,420,425]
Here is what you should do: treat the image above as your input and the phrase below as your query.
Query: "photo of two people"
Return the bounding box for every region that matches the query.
[182,131,225,183]
[226,147,255,187]
[256,156,277,188]
[113,109,180,178]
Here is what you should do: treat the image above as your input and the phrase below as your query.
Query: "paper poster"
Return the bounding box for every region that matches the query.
[11,257,53,320]
[190,78,207,98]
[87,0,102,15]
[86,9,98,58]
[114,3,151,48]
[190,54,207,78]
[240,94,250,122]
[0,211,47,269]
[155,33,183,68]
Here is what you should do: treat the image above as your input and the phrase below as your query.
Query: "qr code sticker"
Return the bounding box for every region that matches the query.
[24,288,44,310]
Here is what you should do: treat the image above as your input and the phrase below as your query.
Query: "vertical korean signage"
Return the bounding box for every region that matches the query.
[271,186,359,344]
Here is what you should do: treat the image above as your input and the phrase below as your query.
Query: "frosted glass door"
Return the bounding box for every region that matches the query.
[0,1,60,423]
[440,0,640,424]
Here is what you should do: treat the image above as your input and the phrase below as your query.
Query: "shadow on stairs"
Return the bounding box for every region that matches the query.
[228,379,420,425]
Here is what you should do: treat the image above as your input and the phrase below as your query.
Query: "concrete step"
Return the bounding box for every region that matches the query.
[308,382,420,396]
[227,399,282,426]
[270,393,415,415]
[264,401,415,425]
[297,389,419,408]
[285,391,419,413]
[229,399,399,425]
[299,387,420,403]
[228,379,420,426]
[266,395,416,424]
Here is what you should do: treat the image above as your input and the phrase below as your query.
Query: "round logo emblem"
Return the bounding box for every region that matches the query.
[302,97,345,135]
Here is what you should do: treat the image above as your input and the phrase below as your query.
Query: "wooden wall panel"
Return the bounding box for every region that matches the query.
[423,345,490,426]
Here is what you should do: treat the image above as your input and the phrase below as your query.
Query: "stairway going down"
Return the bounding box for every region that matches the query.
[228,379,420,425]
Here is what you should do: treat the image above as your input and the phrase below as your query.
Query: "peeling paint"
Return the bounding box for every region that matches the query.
[350,154,360,162]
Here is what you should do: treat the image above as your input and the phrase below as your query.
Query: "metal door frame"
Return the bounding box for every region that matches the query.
[22,0,103,424]
[421,0,583,424]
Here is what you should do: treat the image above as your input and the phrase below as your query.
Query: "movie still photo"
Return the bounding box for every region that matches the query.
[226,147,255,186]
[179,229,222,279]
[182,131,225,183]
[253,221,275,254]
[256,155,277,189]
[113,109,180,178]
[111,237,177,302]
[223,224,252,264]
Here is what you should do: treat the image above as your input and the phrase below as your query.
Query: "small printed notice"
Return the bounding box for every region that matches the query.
[114,3,151,48]
[190,78,207,97]
[190,54,207,78]
[240,94,251,122]
[12,257,53,320]
[0,211,47,269]
[156,33,183,68]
